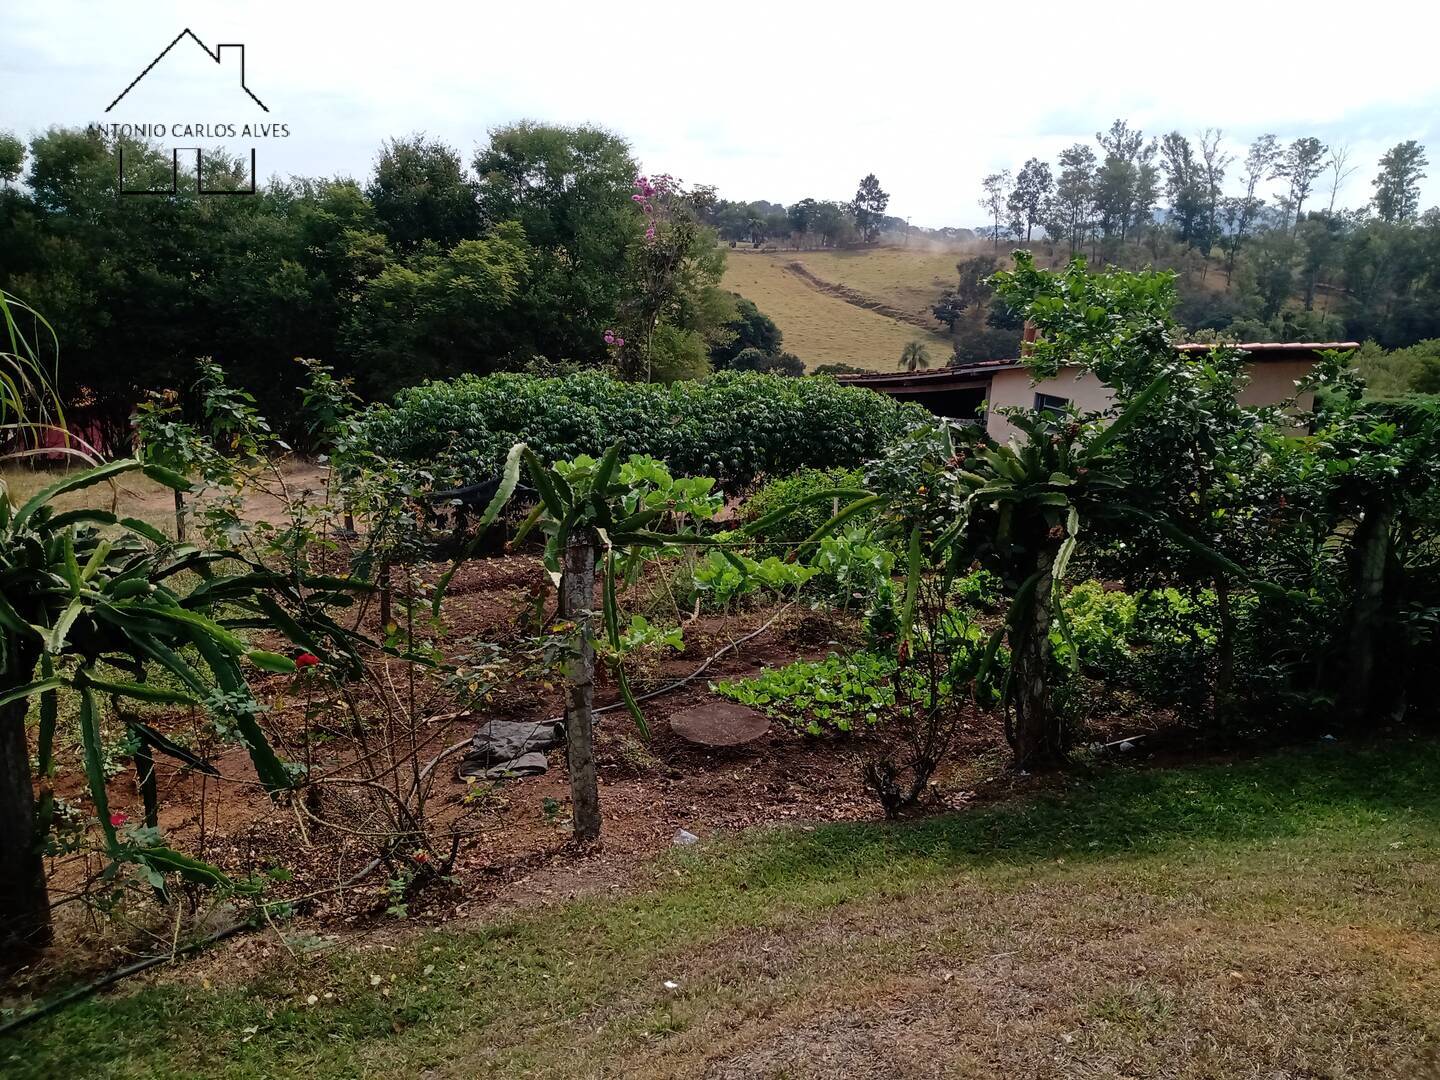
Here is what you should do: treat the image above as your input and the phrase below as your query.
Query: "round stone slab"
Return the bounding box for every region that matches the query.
[669,701,770,747]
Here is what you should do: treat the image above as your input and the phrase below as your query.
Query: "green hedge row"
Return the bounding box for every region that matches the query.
[356,371,924,489]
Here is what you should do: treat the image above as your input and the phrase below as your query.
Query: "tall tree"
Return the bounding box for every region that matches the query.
[1052,144,1097,254]
[979,170,1012,248]
[1006,158,1053,242]
[1274,136,1328,234]
[1297,211,1346,311]
[1094,119,1145,249]
[851,174,890,244]
[811,201,853,248]
[898,341,931,372]
[1325,143,1359,215]
[473,122,638,364]
[1222,133,1279,286]
[1131,140,1162,249]
[1197,129,1232,257]
[0,132,23,187]
[787,197,818,246]
[1161,132,1205,248]
[367,135,481,250]
[1373,140,1429,224]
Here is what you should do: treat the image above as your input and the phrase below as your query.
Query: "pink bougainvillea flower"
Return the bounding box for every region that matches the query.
[615,337,625,347]
[109,812,127,827]
[603,331,616,345]
[295,652,320,669]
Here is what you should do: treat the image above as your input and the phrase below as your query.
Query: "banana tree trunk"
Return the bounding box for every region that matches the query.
[0,656,51,953]
[560,533,601,841]
[1011,555,1061,770]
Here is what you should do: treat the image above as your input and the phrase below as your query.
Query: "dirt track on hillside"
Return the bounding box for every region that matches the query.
[783,260,941,332]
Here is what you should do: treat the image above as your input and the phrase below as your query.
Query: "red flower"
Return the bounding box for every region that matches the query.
[109,812,127,828]
[412,850,430,865]
[295,653,320,669]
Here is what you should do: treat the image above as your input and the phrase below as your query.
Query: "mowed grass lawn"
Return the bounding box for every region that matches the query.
[6,740,1440,1078]
[721,251,952,372]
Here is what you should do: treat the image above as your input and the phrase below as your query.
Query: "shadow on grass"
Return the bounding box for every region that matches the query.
[702,737,1440,891]
[4,738,1438,1080]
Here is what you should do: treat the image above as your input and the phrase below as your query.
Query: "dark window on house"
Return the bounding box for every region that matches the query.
[1034,392,1070,414]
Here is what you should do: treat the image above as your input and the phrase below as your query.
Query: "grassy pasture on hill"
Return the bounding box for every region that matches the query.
[786,245,982,323]
[721,249,955,371]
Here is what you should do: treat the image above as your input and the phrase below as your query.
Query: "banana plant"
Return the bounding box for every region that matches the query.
[0,458,349,951]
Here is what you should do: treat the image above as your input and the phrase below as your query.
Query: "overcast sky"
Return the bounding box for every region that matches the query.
[4,0,1439,228]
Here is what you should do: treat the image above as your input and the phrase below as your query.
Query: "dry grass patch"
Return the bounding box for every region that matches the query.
[6,740,1440,1079]
[721,252,951,371]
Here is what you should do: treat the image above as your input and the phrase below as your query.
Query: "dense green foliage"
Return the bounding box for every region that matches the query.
[1351,339,1440,398]
[976,125,1440,352]
[357,371,923,489]
[0,124,737,441]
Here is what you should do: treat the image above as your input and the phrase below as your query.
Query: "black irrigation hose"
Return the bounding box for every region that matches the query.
[0,855,388,1039]
[0,922,249,1038]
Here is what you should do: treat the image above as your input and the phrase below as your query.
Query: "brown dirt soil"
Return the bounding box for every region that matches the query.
[21,550,1104,998]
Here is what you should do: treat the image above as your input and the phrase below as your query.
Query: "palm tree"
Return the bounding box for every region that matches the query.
[899,342,931,372]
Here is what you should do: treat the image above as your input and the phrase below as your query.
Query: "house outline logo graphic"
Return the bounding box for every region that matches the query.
[103,28,280,196]
[107,28,269,114]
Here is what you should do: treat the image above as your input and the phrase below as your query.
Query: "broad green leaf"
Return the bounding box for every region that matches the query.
[46,597,84,655]
[802,494,888,549]
[125,717,220,775]
[897,525,922,649]
[140,462,194,492]
[134,846,233,889]
[188,629,294,794]
[1085,373,1171,460]
[738,487,871,538]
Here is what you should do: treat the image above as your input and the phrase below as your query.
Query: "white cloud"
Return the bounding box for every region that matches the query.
[2,0,1437,226]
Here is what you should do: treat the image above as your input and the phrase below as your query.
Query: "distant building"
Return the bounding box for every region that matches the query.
[834,342,1357,443]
